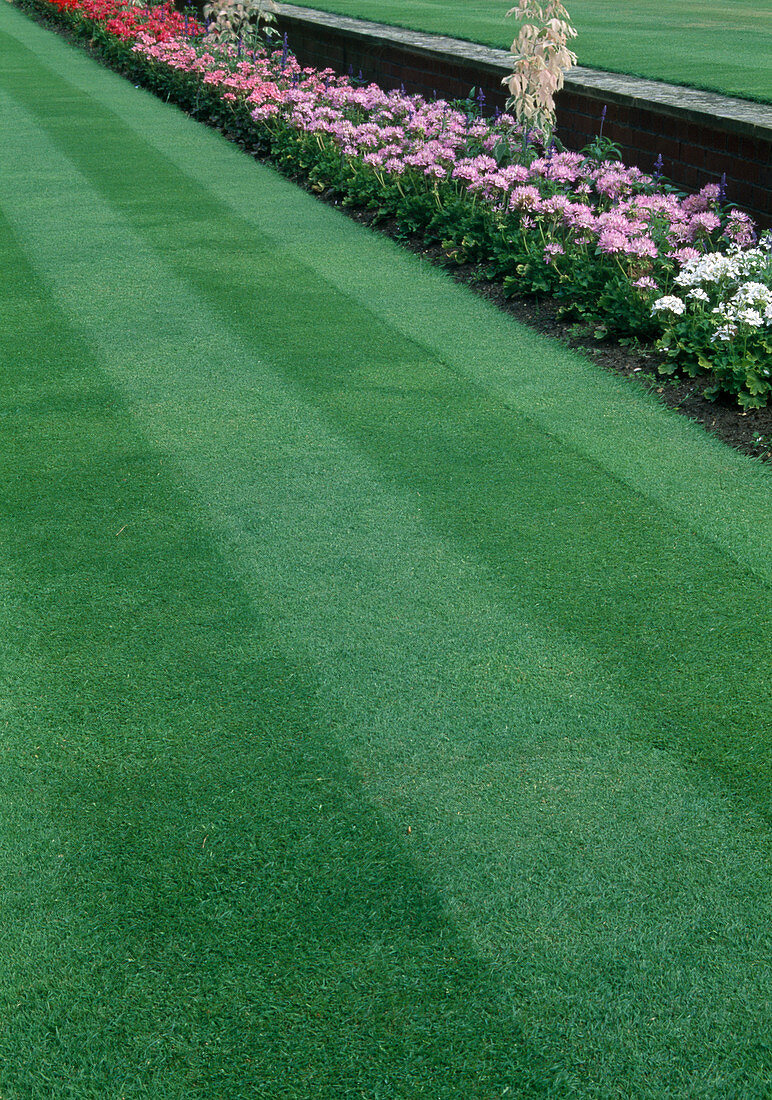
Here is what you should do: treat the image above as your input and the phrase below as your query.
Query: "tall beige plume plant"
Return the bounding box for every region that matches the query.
[504,0,577,144]
[203,0,278,45]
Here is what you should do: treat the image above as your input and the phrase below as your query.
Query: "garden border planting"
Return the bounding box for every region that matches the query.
[11,0,772,419]
[273,3,772,227]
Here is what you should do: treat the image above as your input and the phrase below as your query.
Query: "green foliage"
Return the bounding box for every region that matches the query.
[203,0,277,45]
[580,134,623,165]
[653,243,772,408]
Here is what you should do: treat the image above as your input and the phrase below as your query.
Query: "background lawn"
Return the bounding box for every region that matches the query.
[287,0,772,103]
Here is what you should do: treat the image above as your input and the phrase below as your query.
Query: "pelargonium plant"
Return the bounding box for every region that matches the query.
[652,233,772,407]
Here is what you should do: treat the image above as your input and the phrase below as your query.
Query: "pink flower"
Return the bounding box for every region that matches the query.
[633,275,658,290]
[682,183,720,214]
[689,211,721,236]
[509,185,542,211]
[668,247,700,264]
[623,235,658,258]
[597,228,629,253]
[723,210,757,247]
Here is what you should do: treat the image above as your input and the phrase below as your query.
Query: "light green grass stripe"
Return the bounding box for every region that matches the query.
[3,2,769,589]
[2,51,772,1097]
[1,33,771,812]
[0,199,554,1098]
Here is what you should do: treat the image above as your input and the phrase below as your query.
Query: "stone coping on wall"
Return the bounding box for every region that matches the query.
[276,3,772,141]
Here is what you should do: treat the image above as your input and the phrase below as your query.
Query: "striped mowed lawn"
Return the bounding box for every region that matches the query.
[1,5,771,1096]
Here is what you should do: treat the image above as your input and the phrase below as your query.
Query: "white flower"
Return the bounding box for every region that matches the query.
[687,288,710,302]
[674,252,740,288]
[736,308,764,327]
[711,324,737,342]
[733,281,772,308]
[652,295,686,315]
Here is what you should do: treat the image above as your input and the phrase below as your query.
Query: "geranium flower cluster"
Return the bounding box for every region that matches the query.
[653,235,772,406]
[28,0,771,405]
[48,0,196,40]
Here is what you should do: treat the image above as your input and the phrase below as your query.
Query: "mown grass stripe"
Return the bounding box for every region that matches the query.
[2,3,768,592]
[0,209,562,1097]
[0,49,769,823]
[2,16,772,1096]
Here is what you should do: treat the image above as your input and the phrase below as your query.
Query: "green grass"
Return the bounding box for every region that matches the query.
[2,4,772,1095]
[287,0,772,103]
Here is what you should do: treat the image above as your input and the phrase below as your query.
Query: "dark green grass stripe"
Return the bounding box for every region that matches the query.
[0,213,554,1097]
[3,36,772,1094]
[2,2,770,588]
[1,48,770,825]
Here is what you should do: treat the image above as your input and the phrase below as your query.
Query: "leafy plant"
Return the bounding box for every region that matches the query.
[203,0,277,45]
[503,0,577,147]
[653,236,772,407]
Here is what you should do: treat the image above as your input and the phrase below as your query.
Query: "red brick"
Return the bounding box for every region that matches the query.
[632,108,658,133]
[636,129,664,155]
[750,184,772,213]
[730,180,755,206]
[733,158,766,183]
[738,134,761,161]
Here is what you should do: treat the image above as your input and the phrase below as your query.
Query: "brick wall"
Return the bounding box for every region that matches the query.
[275,4,772,227]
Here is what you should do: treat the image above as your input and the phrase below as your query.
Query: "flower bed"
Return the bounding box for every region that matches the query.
[19,0,772,406]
